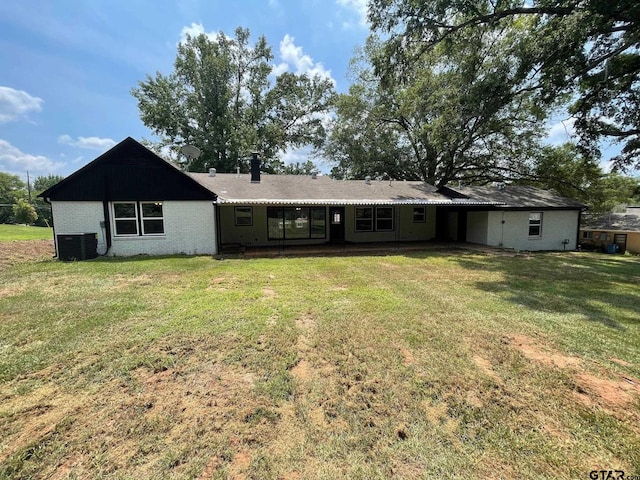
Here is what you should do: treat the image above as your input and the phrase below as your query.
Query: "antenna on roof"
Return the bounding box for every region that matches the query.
[179,145,201,171]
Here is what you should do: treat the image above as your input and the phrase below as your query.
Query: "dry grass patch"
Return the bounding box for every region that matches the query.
[0,239,54,268]
[508,333,583,369]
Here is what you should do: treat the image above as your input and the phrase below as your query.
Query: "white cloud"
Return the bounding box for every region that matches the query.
[546,117,576,145]
[180,22,207,42]
[176,27,336,85]
[336,0,368,28]
[0,86,43,123]
[178,22,226,44]
[0,139,64,175]
[275,35,336,84]
[58,134,116,151]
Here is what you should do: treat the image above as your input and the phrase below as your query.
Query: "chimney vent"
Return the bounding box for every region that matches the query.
[311,172,317,179]
[365,175,371,185]
[250,152,261,183]
[209,168,216,177]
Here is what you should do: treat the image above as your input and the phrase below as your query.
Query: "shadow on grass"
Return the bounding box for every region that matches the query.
[447,251,639,330]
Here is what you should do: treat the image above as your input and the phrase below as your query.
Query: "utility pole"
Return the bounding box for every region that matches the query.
[26,171,32,202]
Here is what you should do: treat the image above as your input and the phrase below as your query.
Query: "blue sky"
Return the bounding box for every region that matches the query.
[0,0,371,178]
[0,0,582,181]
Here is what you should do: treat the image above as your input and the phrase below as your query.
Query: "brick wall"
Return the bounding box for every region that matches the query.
[51,200,217,257]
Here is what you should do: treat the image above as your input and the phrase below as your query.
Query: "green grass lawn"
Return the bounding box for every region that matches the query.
[0,250,638,479]
[0,224,53,241]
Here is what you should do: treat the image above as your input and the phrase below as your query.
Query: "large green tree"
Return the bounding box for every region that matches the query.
[132,27,335,173]
[32,174,65,227]
[368,0,640,170]
[517,144,640,214]
[0,173,26,223]
[324,30,545,186]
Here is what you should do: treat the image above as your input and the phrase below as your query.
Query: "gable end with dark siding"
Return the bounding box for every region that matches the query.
[39,137,217,202]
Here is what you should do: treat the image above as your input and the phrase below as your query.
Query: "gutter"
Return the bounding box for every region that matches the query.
[216,199,505,206]
[101,174,112,255]
[215,202,221,255]
[42,197,58,259]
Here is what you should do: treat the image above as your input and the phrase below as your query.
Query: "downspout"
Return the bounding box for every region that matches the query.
[215,201,221,255]
[43,197,58,259]
[576,208,584,251]
[102,201,112,254]
[395,204,400,250]
[102,174,112,255]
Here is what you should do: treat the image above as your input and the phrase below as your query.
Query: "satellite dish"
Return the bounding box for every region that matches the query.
[180,145,201,161]
[179,145,201,170]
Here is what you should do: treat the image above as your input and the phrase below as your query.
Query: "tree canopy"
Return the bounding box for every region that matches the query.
[12,198,37,225]
[0,173,26,224]
[368,0,640,171]
[324,28,546,187]
[32,174,64,227]
[132,27,336,173]
[518,143,640,214]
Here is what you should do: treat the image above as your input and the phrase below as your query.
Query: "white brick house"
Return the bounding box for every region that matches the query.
[40,138,585,259]
[40,138,218,259]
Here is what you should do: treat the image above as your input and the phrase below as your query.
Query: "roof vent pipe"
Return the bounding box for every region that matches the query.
[250,152,261,183]
[365,175,371,185]
[311,172,317,179]
[209,168,216,177]
[236,166,240,177]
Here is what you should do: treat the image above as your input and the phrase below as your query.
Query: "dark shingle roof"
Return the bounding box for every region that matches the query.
[189,173,495,205]
[442,185,586,209]
[188,174,587,208]
[582,213,640,231]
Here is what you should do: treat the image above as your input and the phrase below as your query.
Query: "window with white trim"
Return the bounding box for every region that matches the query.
[528,212,542,237]
[113,202,139,236]
[141,202,164,235]
[112,202,164,236]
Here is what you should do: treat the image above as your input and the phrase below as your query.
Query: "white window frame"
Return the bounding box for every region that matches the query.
[112,201,165,237]
[140,202,165,235]
[112,202,139,236]
[528,212,542,238]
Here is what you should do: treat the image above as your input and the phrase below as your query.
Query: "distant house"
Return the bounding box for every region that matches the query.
[40,137,586,258]
[580,207,640,254]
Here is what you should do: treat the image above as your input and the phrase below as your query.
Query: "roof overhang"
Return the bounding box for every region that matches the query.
[216,198,505,206]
